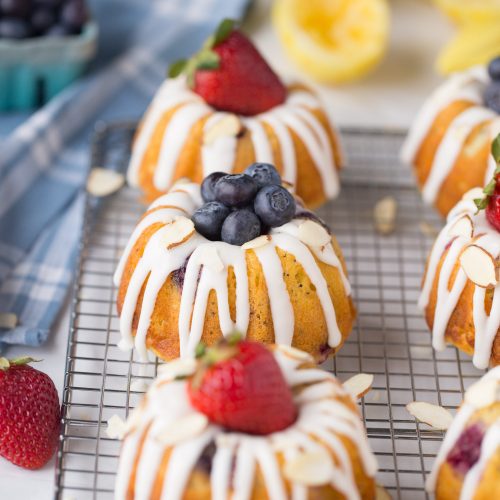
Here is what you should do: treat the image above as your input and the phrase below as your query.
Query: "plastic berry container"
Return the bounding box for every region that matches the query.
[0,21,98,111]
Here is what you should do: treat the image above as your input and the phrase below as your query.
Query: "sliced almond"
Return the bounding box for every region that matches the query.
[343,373,374,399]
[462,187,485,201]
[203,114,242,145]
[157,357,197,379]
[197,246,224,272]
[276,344,314,363]
[284,449,334,486]
[374,196,397,235]
[465,378,500,408]
[376,484,392,500]
[172,177,191,187]
[460,245,498,288]
[130,379,149,393]
[298,220,331,247]
[419,221,438,238]
[164,216,195,250]
[242,235,271,250]
[106,414,127,440]
[154,412,208,446]
[406,401,453,430]
[125,406,145,433]
[448,215,473,239]
[87,168,124,197]
[0,312,17,329]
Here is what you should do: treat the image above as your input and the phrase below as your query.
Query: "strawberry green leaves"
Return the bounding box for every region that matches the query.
[474,134,500,212]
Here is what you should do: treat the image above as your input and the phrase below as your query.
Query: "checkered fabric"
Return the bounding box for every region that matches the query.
[0,0,249,352]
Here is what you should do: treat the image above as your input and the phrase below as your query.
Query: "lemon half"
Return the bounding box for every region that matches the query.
[272,0,390,84]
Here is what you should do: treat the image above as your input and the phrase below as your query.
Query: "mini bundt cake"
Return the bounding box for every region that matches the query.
[114,164,355,362]
[114,341,377,500]
[401,57,500,216]
[127,20,343,209]
[419,174,500,368]
[427,366,500,500]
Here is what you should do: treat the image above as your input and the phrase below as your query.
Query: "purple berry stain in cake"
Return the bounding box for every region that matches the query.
[446,423,485,475]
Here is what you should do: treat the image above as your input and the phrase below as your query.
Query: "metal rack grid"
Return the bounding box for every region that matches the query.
[54,123,486,500]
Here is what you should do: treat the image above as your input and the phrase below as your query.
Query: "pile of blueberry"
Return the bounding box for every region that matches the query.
[0,0,88,39]
[486,56,500,114]
[193,163,296,246]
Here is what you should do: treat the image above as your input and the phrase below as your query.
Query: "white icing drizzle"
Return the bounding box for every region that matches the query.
[127,76,340,200]
[419,195,500,369]
[401,66,500,205]
[115,183,350,361]
[427,366,500,498]
[114,346,377,500]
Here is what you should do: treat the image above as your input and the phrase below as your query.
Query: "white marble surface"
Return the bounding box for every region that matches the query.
[0,1,456,498]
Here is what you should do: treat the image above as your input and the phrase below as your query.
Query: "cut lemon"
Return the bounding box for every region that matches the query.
[272,0,390,84]
[433,0,500,24]
[436,20,500,74]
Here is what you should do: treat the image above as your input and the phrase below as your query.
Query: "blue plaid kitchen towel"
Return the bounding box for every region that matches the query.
[0,0,249,352]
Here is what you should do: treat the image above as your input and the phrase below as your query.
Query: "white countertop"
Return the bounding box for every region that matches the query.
[1,1,455,498]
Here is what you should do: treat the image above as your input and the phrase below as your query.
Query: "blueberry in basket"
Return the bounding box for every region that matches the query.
[192,164,296,246]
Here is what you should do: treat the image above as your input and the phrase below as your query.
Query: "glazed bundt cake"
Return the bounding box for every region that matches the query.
[127,20,343,208]
[114,341,377,499]
[419,150,500,368]
[114,164,355,362]
[427,366,500,500]
[401,57,500,216]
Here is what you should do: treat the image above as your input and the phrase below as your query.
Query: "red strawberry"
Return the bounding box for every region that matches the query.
[169,19,287,116]
[486,178,500,231]
[187,336,297,435]
[0,357,60,469]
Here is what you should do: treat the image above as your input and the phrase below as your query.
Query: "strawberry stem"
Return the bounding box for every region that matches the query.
[0,356,40,371]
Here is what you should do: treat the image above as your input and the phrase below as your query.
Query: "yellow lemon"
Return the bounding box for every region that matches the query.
[433,0,500,24]
[436,20,500,74]
[272,0,390,84]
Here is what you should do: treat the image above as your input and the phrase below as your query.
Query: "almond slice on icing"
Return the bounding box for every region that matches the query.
[343,373,374,399]
[448,215,474,239]
[87,168,125,197]
[460,245,498,288]
[374,196,397,235]
[276,344,314,363]
[203,114,242,145]
[154,413,208,446]
[284,449,334,486]
[406,402,453,430]
[164,216,195,250]
[242,235,271,250]
[197,246,224,272]
[376,484,392,500]
[158,357,197,379]
[0,312,17,329]
[298,220,331,247]
[465,378,500,408]
[106,414,127,440]
[462,187,485,201]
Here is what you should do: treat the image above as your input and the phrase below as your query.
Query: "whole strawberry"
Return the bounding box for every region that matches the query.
[0,357,60,469]
[486,178,500,231]
[187,336,297,435]
[169,19,287,116]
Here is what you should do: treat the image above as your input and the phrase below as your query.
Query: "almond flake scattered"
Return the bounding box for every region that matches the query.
[374,196,397,235]
[376,484,392,500]
[106,414,127,440]
[154,412,208,446]
[197,246,224,272]
[284,449,334,486]
[157,358,197,379]
[343,373,374,399]
[276,344,314,363]
[130,379,149,393]
[460,245,498,288]
[0,312,17,329]
[448,215,473,239]
[164,216,195,249]
[298,220,331,247]
[242,235,271,250]
[406,401,453,430]
[419,221,438,238]
[203,114,242,145]
[87,168,124,197]
[462,187,485,201]
[465,378,500,408]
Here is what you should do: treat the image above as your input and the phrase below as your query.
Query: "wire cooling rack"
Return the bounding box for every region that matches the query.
[54,122,486,500]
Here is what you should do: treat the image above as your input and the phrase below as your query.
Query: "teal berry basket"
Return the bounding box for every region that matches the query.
[0,22,98,111]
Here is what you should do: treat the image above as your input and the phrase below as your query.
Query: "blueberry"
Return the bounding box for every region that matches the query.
[0,0,30,18]
[254,185,296,228]
[488,56,500,81]
[0,18,31,39]
[31,8,57,35]
[221,209,261,246]
[61,0,88,33]
[192,202,231,241]
[201,171,226,203]
[214,174,259,207]
[485,82,500,114]
[45,23,72,37]
[244,162,281,188]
